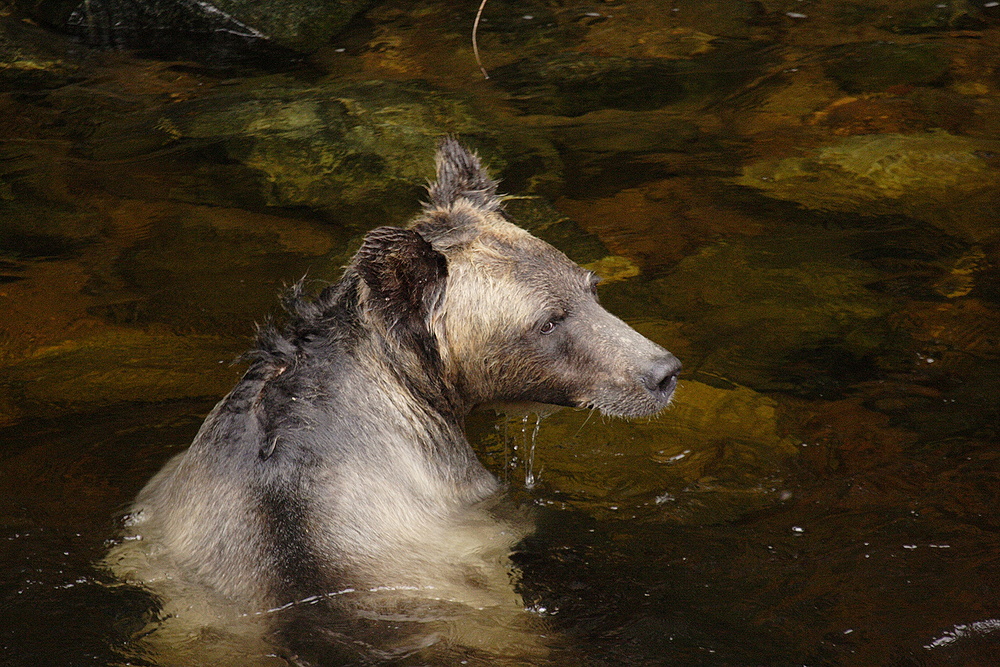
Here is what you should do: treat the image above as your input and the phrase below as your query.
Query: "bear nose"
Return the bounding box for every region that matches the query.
[642,354,682,401]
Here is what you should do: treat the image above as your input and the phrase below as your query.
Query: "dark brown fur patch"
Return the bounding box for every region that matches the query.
[355,226,447,354]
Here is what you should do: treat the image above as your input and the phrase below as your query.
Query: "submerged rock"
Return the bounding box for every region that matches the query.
[582,255,641,283]
[163,77,556,223]
[477,379,797,525]
[103,201,340,334]
[491,45,773,117]
[491,54,692,117]
[207,0,374,51]
[502,197,608,265]
[822,42,950,93]
[652,234,895,395]
[881,0,987,34]
[557,177,763,272]
[0,7,78,90]
[738,131,1000,242]
[2,329,241,413]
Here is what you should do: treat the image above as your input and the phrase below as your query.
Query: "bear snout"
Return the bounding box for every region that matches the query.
[640,354,682,404]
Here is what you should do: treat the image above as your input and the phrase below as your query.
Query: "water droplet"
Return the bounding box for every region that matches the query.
[524,412,543,489]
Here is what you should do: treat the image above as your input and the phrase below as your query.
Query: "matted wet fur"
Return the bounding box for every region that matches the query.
[105,139,681,665]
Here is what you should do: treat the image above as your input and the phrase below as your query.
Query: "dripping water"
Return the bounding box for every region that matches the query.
[493,411,546,489]
[524,412,543,489]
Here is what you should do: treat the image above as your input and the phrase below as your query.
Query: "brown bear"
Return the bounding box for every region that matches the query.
[107,139,680,664]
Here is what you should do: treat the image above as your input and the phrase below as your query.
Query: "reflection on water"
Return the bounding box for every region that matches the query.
[2,0,1000,664]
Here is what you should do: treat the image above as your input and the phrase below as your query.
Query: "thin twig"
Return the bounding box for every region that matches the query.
[473,0,490,79]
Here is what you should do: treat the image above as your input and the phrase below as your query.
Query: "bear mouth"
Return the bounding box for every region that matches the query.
[584,383,677,419]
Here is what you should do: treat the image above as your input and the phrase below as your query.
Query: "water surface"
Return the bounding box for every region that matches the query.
[2,1,1000,664]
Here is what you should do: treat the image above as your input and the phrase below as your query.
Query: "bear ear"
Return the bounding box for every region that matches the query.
[354,226,447,336]
[427,137,501,211]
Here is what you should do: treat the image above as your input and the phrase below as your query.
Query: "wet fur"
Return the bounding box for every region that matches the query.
[107,139,680,663]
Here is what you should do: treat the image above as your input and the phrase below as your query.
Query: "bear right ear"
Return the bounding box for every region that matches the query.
[354,226,447,342]
[427,138,501,211]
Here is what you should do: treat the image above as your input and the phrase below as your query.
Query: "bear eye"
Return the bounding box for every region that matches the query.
[539,311,567,335]
[538,309,567,336]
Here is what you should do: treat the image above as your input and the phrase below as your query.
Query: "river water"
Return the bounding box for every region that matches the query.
[2,1,1000,665]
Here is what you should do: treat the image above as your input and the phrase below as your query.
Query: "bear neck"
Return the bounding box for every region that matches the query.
[321,344,498,499]
[354,329,469,426]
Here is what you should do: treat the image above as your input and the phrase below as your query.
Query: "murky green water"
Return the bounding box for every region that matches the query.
[3,0,1000,664]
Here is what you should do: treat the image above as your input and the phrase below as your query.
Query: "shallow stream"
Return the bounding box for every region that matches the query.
[2,1,1000,664]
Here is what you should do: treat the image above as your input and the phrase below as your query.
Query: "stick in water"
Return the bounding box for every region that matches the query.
[473,0,489,79]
